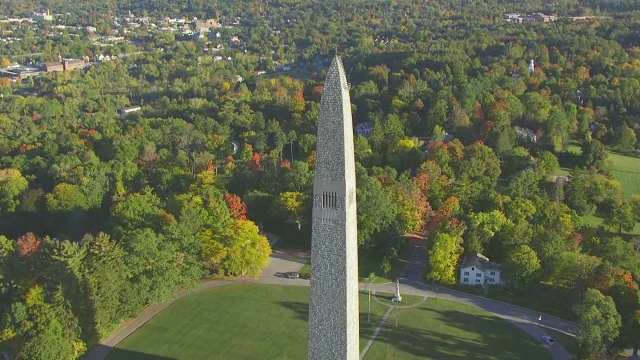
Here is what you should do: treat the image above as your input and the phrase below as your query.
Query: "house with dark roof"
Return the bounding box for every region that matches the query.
[459,253,502,286]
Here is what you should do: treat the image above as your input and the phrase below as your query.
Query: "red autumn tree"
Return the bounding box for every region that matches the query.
[426,196,461,235]
[280,159,292,170]
[17,232,41,256]
[249,152,262,173]
[225,193,248,220]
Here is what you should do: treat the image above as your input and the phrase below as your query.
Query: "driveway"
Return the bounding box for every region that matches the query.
[260,249,309,279]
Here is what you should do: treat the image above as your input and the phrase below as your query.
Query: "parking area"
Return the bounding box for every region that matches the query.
[261,250,310,279]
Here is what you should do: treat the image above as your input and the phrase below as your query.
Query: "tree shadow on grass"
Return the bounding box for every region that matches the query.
[277,299,549,360]
[88,344,178,360]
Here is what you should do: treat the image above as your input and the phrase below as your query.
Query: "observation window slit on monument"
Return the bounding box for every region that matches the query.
[321,191,338,209]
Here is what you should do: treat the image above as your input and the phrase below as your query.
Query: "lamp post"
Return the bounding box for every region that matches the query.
[395,290,399,327]
[367,274,375,323]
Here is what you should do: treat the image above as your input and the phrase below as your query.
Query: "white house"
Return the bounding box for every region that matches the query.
[460,253,501,286]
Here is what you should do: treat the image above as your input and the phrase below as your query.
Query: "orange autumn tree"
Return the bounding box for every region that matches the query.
[225,193,248,220]
[17,232,41,256]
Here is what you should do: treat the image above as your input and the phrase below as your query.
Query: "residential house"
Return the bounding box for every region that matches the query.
[460,253,502,286]
[515,126,537,143]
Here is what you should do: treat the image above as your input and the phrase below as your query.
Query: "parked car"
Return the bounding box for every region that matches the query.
[542,335,555,345]
[286,272,300,279]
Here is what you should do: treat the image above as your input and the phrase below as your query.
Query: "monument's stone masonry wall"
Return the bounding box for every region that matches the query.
[308,56,359,360]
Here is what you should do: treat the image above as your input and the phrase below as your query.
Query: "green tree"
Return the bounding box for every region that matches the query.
[575,288,621,358]
[566,169,594,215]
[427,233,463,285]
[631,195,640,222]
[0,169,28,213]
[582,140,608,169]
[614,124,638,151]
[605,198,636,235]
[503,245,540,290]
[82,232,132,338]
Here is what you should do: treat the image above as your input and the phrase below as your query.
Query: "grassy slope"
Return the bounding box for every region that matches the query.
[107,284,551,360]
[365,298,553,360]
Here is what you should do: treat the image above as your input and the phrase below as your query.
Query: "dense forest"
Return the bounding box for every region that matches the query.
[2,0,640,359]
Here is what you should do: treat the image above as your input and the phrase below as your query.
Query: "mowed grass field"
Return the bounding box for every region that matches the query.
[563,145,640,199]
[365,298,552,360]
[106,284,552,360]
[607,151,640,199]
[106,284,388,360]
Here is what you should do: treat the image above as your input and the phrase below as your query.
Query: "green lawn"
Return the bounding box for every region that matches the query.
[107,284,388,360]
[365,298,553,360]
[107,284,553,360]
[485,284,576,321]
[581,214,640,235]
[607,151,640,199]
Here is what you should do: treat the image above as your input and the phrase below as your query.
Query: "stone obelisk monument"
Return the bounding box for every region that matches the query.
[308,55,359,359]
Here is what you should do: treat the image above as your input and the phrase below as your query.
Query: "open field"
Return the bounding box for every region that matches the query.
[607,151,640,199]
[582,214,640,235]
[106,284,387,360]
[560,144,640,199]
[365,298,552,360]
[106,284,552,360]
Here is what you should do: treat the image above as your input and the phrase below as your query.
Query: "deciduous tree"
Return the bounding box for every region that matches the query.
[427,233,463,285]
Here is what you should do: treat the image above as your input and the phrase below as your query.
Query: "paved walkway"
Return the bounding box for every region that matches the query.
[86,251,577,360]
[359,307,394,360]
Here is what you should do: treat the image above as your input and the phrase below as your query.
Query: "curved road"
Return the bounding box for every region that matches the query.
[86,251,576,360]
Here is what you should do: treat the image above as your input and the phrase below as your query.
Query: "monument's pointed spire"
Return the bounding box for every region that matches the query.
[309,56,359,359]
[315,55,353,181]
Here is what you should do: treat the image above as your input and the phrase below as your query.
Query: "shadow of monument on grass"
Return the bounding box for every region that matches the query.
[84,344,178,360]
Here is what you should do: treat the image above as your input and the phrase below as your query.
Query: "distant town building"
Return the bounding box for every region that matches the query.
[32,10,53,22]
[0,67,40,82]
[528,59,535,74]
[194,19,221,33]
[43,62,64,72]
[63,59,85,71]
[119,106,141,115]
[460,253,502,286]
[504,12,557,23]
